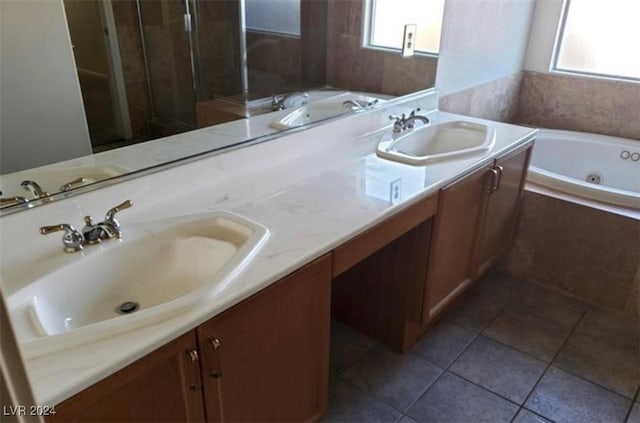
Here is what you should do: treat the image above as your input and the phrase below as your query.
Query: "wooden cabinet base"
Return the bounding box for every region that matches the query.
[332,219,433,352]
[50,332,205,423]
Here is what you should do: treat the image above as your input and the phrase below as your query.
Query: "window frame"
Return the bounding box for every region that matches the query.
[361,0,440,58]
[550,0,640,83]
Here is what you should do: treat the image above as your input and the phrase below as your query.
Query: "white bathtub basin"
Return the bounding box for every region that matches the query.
[528,129,640,209]
[8,211,269,358]
[377,121,496,165]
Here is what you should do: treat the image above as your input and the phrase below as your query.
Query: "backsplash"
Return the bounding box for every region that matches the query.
[438,72,522,122]
[513,71,640,141]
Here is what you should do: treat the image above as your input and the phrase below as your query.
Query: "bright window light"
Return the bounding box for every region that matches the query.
[554,0,640,81]
[367,0,445,55]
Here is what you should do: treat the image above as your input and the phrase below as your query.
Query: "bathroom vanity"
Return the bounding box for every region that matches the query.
[0,91,536,422]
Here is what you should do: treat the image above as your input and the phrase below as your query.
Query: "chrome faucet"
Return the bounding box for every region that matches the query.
[343,99,379,111]
[82,200,133,244]
[271,91,309,111]
[21,180,50,202]
[389,108,430,133]
[39,200,133,252]
[40,224,85,253]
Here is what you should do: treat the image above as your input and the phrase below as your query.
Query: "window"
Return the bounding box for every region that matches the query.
[364,0,445,56]
[553,0,640,81]
[244,0,300,37]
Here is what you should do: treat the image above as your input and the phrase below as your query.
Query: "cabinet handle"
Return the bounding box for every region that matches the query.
[186,349,201,391]
[209,337,221,350]
[210,371,223,379]
[486,168,499,195]
[493,165,504,191]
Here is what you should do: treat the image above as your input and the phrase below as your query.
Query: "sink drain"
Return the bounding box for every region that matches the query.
[586,173,602,185]
[116,301,140,314]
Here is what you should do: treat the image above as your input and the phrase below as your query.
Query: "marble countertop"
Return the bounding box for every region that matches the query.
[0,91,537,405]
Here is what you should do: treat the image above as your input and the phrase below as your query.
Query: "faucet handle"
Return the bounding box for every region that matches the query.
[105,200,133,222]
[40,223,84,253]
[59,177,88,192]
[408,107,422,118]
[389,114,406,133]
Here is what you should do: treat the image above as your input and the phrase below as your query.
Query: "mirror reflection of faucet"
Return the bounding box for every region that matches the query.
[343,98,379,111]
[271,92,309,111]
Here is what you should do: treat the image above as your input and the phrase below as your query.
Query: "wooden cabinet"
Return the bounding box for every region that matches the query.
[423,141,533,321]
[473,143,532,276]
[51,255,332,423]
[332,194,438,352]
[51,332,205,423]
[422,165,492,321]
[197,254,332,423]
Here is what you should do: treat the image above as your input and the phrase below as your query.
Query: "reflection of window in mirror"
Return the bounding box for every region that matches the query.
[553,0,640,81]
[245,0,301,36]
[363,0,445,56]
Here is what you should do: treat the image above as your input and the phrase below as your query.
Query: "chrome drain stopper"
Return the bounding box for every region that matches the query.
[117,301,140,314]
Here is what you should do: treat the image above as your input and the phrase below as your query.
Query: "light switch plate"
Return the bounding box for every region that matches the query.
[401,24,417,57]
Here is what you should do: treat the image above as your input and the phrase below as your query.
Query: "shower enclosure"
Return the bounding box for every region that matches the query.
[135,0,244,136]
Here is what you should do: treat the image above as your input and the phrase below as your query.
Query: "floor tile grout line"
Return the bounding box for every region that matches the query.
[622,385,640,423]
[402,330,480,417]
[402,286,521,419]
[516,305,591,421]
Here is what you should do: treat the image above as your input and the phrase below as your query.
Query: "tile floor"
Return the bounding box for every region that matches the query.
[325,272,639,423]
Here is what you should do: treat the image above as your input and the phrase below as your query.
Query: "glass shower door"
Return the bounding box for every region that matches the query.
[137,0,198,134]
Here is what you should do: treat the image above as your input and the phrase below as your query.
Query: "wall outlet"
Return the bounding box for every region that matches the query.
[401,24,417,57]
[390,178,402,204]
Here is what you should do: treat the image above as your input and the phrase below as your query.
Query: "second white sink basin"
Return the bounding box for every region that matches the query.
[377,121,496,165]
[8,211,269,358]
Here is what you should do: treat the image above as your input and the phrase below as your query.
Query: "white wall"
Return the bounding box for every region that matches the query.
[436,0,536,95]
[0,0,92,174]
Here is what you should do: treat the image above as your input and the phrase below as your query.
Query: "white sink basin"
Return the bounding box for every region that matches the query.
[8,211,268,358]
[271,92,382,130]
[0,165,128,199]
[377,121,496,165]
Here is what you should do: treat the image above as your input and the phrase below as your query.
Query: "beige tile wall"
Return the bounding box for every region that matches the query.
[438,72,523,121]
[499,192,639,318]
[514,71,640,140]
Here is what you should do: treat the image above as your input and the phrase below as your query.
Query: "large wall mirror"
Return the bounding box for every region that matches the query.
[0,0,444,213]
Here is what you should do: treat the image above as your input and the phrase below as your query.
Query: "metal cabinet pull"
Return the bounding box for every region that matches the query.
[486,168,499,195]
[209,337,221,350]
[493,165,504,191]
[210,371,223,379]
[186,349,201,391]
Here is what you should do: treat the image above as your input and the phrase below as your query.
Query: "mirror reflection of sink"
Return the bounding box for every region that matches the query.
[376,121,496,165]
[0,165,129,198]
[8,211,269,358]
[271,92,383,130]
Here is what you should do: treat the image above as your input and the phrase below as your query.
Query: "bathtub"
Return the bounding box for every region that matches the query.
[528,129,640,209]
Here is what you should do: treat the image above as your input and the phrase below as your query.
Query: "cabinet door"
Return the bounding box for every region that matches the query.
[198,254,332,423]
[423,165,491,321]
[50,332,205,423]
[473,143,532,276]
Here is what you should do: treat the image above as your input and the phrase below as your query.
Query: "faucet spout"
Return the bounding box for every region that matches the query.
[272,91,309,111]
